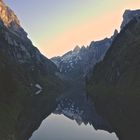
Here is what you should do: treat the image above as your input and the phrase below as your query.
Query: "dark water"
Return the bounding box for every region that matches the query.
[29,88,119,140]
[30,114,118,140]
[2,83,119,140]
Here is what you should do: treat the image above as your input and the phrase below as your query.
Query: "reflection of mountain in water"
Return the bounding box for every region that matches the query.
[0,77,115,140]
[19,80,114,140]
[54,85,113,132]
[16,95,58,140]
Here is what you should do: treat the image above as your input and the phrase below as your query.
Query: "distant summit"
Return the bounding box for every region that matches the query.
[51,30,118,80]
[73,46,81,52]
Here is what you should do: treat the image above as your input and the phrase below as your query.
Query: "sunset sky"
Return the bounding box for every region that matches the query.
[4,0,140,58]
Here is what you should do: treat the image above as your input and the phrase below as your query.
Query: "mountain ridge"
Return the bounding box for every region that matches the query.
[87,11,140,140]
[51,29,118,81]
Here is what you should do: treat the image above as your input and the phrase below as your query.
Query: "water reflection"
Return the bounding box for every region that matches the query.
[30,114,118,140]
[0,80,119,140]
[29,86,119,140]
[54,97,112,130]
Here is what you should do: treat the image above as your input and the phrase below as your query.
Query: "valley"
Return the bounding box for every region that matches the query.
[0,1,140,140]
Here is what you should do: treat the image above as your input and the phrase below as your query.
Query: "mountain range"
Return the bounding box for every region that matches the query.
[0,0,140,140]
[52,8,140,140]
[51,30,118,81]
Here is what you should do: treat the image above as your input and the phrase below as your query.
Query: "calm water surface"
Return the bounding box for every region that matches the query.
[30,114,118,140]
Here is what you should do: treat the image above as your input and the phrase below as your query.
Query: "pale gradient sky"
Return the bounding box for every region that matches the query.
[4,0,140,58]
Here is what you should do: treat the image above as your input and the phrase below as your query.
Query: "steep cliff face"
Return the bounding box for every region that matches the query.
[87,13,140,140]
[0,1,63,140]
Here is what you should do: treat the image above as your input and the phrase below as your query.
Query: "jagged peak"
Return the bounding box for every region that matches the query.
[113,29,118,35]
[110,29,118,41]
[73,46,81,52]
[121,9,140,29]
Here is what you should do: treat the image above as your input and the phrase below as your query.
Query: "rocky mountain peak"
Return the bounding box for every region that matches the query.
[121,9,140,29]
[0,0,19,26]
[0,0,27,38]
[110,29,118,42]
[113,29,118,36]
[73,45,81,52]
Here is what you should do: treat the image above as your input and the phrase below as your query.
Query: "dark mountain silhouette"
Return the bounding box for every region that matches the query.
[87,10,140,140]
[0,1,63,139]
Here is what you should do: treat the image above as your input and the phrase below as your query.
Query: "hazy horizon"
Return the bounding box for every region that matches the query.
[4,0,140,58]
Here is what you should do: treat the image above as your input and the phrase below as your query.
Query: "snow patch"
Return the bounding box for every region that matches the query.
[35,84,43,95]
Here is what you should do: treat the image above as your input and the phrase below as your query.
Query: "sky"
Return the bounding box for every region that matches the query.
[4,0,140,58]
